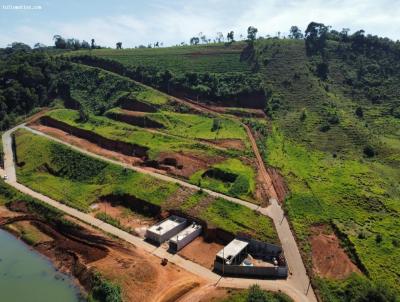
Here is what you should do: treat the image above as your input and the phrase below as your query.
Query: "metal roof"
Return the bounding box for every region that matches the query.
[216,239,249,264]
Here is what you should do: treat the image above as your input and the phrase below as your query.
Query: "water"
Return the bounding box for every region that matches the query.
[0,228,82,302]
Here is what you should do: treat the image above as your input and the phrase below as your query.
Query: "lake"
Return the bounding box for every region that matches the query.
[0,228,82,302]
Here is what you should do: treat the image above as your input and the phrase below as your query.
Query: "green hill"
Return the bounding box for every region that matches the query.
[1,24,399,301]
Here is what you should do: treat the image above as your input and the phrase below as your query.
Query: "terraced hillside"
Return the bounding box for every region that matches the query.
[13,128,278,244]
[247,37,400,298]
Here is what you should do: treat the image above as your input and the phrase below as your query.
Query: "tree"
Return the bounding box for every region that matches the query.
[247,284,267,302]
[81,40,90,49]
[91,38,95,49]
[289,26,303,39]
[216,32,224,43]
[53,35,67,49]
[78,106,89,122]
[190,37,200,45]
[247,26,258,41]
[305,22,329,55]
[116,42,122,49]
[355,106,364,118]
[227,31,235,43]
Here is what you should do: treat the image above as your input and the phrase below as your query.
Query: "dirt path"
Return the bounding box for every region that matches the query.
[173,97,278,200]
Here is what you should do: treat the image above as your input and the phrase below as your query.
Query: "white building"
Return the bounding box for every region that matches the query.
[145,215,187,244]
[215,239,249,265]
[169,222,202,252]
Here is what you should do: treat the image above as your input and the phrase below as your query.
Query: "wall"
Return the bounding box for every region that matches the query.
[214,261,288,278]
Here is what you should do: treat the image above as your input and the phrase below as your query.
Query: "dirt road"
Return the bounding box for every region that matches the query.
[2,124,316,302]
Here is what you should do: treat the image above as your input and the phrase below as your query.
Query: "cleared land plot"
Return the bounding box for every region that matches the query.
[107,107,250,148]
[14,129,278,243]
[41,109,259,202]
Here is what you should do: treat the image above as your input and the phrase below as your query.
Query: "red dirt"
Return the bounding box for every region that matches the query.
[178,237,224,269]
[310,225,361,279]
[157,152,222,178]
[90,201,156,237]
[267,167,288,203]
[30,124,144,165]
[202,138,245,151]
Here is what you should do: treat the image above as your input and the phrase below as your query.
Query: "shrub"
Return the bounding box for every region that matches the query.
[363,145,376,158]
[91,273,122,302]
[247,284,267,302]
[355,106,364,118]
[229,175,250,197]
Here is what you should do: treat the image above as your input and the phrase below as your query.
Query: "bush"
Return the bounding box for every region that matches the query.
[91,273,122,302]
[229,175,250,197]
[247,285,267,302]
[363,145,376,158]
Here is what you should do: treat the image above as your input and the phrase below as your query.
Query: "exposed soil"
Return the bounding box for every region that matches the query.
[90,201,156,237]
[178,236,224,269]
[30,124,144,166]
[0,205,206,302]
[267,167,289,203]
[178,285,240,302]
[310,225,361,279]
[202,138,246,151]
[157,152,222,178]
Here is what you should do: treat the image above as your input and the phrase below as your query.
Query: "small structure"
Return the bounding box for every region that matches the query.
[213,238,288,278]
[215,239,249,265]
[145,215,187,244]
[169,222,202,252]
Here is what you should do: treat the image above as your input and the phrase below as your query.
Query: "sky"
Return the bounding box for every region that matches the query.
[0,0,399,48]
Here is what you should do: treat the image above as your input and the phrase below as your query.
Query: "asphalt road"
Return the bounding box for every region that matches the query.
[1,124,317,302]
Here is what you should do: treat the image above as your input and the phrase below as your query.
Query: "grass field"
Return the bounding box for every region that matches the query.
[68,43,251,74]
[107,107,250,144]
[190,159,256,202]
[264,126,400,292]
[46,109,226,159]
[14,129,278,243]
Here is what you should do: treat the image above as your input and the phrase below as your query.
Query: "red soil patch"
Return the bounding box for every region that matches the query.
[267,167,289,203]
[310,225,361,279]
[90,201,156,237]
[157,152,222,178]
[202,138,245,151]
[178,237,224,269]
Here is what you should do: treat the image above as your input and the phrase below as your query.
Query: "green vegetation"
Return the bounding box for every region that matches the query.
[46,108,235,159]
[89,272,122,302]
[67,46,265,107]
[220,285,292,302]
[70,44,250,74]
[95,212,121,229]
[316,274,397,302]
[60,63,170,114]
[190,159,256,201]
[15,128,178,211]
[14,129,277,242]
[200,198,277,243]
[108,108,249,142]
[264,127,400,291]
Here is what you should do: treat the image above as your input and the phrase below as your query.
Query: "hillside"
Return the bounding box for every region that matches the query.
[64,32,400,299]
[1,26,399,301]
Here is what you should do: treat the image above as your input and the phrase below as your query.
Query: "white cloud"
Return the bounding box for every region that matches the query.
[1,0,399,48]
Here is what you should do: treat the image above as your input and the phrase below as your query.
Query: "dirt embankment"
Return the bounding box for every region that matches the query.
[39,116,149,158]
[0,203,207,301]
[266,167,289,203]
[310,225,362,280]
[106,110,165,128]
[119,99,158,112]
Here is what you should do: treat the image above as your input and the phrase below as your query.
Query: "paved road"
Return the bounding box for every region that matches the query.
[2,124,316,302]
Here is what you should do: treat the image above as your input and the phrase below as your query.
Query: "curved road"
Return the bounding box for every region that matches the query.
[1,124,316,302]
